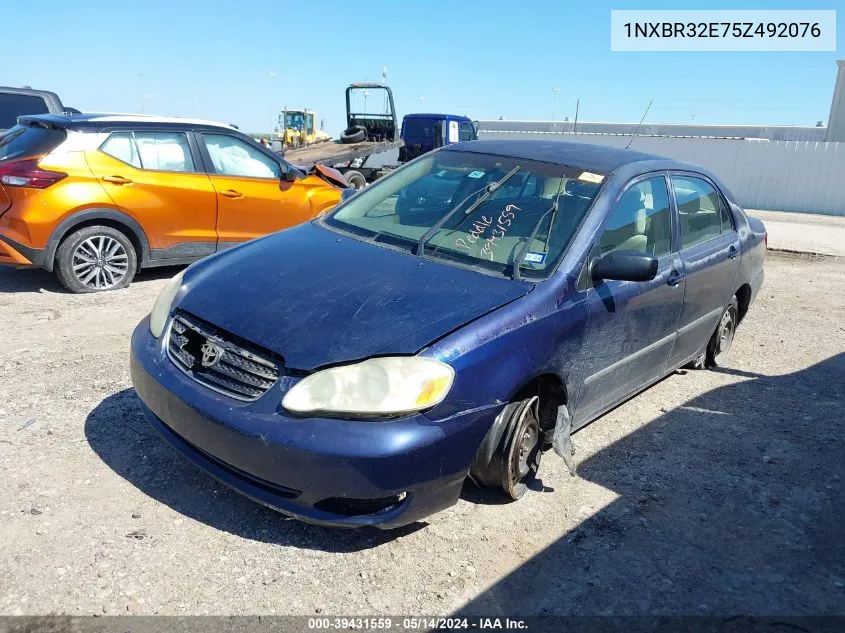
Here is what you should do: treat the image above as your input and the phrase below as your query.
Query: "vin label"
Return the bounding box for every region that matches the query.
[610,10,836,51]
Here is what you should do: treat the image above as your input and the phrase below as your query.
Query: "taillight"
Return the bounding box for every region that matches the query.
[0,159,67,189]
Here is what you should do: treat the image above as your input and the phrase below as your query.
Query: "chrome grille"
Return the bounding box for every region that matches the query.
[166,313,280,401]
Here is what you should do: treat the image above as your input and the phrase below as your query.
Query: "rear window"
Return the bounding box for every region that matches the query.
[0,94,50,130]
[0,124,67,162]
[402,118,438,141]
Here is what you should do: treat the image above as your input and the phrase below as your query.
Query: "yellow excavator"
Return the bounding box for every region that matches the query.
[275,108,332,148]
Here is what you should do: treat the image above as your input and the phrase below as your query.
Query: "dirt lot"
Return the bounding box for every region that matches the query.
[0,254,843,617]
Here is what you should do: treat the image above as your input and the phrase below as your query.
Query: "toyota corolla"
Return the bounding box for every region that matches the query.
[130,140,766,528]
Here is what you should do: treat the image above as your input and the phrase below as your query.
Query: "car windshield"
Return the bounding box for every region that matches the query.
[325,150,604,278]
[285,112,305,129]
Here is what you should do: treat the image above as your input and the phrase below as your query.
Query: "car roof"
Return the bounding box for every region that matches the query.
[404,113,472,121]
[17,112,235,132]
[443,139,670,173]
[0,86,62,100]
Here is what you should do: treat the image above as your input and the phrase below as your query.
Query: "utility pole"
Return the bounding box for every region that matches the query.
[573,99,580,133]
[382,65,388,112]
[552,87,560,122]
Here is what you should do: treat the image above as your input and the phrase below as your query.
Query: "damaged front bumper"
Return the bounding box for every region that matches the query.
[129,318,501,528]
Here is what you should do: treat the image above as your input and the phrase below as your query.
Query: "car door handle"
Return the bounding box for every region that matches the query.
[102,175,132,185]
[728,245,738,260]
[220,189,244,199]
[667,270,686,287]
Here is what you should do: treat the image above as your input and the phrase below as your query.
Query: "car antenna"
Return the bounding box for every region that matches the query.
[625,100,653,150]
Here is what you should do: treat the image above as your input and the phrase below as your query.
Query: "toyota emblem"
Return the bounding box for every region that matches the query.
[200,340,223,368]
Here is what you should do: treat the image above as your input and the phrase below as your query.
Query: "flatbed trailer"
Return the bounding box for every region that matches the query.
[275,82,402,190]
[281,139,402,188]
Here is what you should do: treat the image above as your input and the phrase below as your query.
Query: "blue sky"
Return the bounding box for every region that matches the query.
[5,0,841,134]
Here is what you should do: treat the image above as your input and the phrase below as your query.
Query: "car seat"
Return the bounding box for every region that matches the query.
[606,188,648,253]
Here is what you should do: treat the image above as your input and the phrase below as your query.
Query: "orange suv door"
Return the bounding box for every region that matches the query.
[198,132,312,244]
[86,130,218,260]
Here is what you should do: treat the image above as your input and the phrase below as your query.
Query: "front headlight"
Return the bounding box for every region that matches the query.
[149,270,185,338]
[282,357,455,416]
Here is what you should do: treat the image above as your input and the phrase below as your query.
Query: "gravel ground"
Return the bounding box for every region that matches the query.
[0,253,843,617]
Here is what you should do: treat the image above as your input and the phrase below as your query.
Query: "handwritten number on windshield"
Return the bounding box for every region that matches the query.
[480,204,521,259]
[454,216,492,252]
[455,204,521,260]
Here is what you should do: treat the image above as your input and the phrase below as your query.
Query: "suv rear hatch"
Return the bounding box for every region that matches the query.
[0,122,67,215]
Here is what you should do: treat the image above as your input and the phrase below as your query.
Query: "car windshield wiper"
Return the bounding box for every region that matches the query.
[512,180,565,281]
[416,165,521,258]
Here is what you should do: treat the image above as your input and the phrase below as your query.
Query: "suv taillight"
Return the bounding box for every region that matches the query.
[0,159,67,189]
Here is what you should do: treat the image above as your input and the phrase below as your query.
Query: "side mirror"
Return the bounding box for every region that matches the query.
[591,250,658,282]
[282,169,297,183]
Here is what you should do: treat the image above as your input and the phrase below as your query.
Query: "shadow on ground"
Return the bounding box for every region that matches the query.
[0,265,184,294]
[457,353,845,616]
[84,389,425,553]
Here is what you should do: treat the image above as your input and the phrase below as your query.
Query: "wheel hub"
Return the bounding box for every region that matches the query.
[502,401,542,500]
[72,236,129,290]
[715,307,736,362]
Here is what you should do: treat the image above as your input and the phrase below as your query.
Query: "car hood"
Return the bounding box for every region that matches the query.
[177,223,532,370]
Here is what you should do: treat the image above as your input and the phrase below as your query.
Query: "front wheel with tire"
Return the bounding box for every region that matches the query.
[706,295,739,367]
[55,225,137,293]
[343,170,367,190]
[469,398,543,501]
[502,401,543,499]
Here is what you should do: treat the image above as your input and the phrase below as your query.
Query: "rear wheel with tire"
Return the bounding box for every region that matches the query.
[706,295,739,367]
[55,225,137,293]
[343,170,367,190]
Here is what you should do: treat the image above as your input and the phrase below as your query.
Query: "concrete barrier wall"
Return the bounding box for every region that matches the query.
[478,131,845,216]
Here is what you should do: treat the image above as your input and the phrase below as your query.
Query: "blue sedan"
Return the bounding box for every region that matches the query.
[130,140,767,528]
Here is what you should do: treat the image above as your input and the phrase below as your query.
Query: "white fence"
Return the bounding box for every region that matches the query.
[475,120,829,141]
[478,131,845,215]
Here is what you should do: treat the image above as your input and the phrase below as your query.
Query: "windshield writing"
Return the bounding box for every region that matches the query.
[327,151,603,278]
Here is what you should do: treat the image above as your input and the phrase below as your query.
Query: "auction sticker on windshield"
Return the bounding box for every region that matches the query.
[578,171,604,183]
[523,252,547,264]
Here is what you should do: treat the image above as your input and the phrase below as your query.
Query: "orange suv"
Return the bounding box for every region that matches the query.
[0,114,347,292]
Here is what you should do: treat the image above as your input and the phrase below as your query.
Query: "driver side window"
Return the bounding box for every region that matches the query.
[202,133,281,179]
[600,176,672,257]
